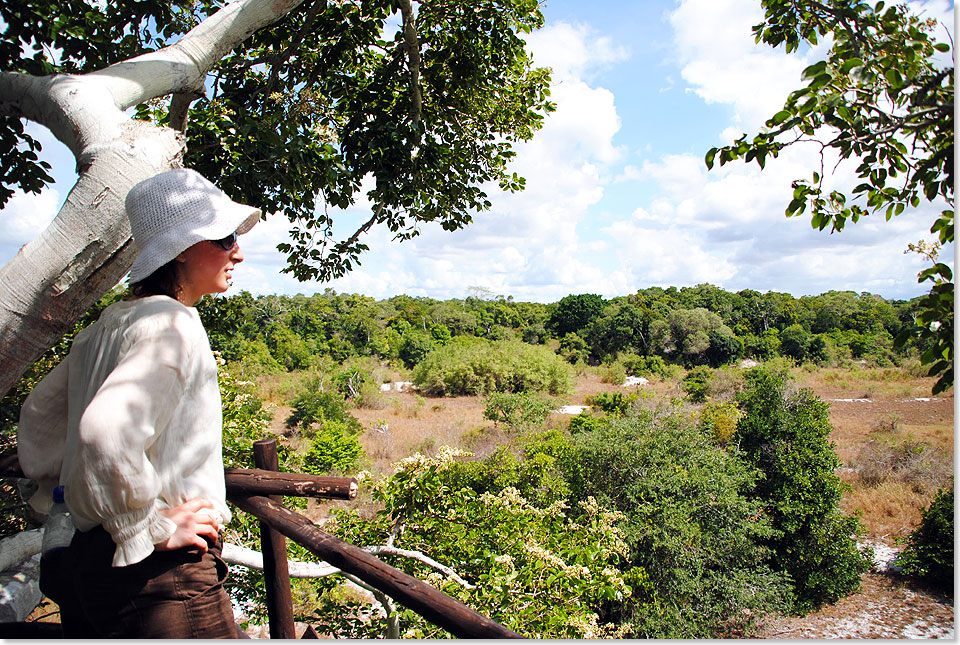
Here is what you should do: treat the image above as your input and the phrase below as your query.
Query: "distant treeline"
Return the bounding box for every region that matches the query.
[191,284,925,373]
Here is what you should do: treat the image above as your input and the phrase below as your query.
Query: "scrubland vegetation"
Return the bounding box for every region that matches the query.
[1,284,952,637]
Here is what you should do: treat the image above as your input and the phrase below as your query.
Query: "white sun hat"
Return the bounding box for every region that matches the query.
[125,168,262,283]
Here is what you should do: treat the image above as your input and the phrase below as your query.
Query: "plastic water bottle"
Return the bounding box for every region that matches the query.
[39,485,75,603]
[41,485,75,554]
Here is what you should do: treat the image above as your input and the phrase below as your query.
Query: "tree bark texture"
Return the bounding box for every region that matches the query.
[0,0,307,398]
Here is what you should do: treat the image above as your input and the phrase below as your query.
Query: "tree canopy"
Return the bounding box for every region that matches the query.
[705,0,953,393]
[0,0,554,396]
[2,0,553,280]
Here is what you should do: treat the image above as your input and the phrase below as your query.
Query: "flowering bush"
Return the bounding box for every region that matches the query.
[322,448,632,638]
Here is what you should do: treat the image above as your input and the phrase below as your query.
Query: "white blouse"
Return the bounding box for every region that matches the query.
[18,295,231,567]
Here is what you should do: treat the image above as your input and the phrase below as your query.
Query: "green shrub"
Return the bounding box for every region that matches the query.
[698,400,743,446]
[584,391,638,417]
[621,354,670,379]
[413,338,572,396]
[285,374,362,434]
[735,367,871,612]
[897,486,954,592]
[446,431,574,507]
[568,412,608,435]
[600,361,627,385]
[564,411,792,637]
[558,332,589,364]
[483,391,555,432]
[330,359,388,409]
[681,365,713,403]
[301,420,365,476]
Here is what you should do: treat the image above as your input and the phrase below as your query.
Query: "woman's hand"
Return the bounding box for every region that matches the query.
[154,497,221,553]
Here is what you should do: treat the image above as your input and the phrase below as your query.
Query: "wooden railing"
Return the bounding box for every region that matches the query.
[0,441,521,639]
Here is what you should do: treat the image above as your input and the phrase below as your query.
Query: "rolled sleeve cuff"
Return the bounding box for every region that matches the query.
[103,503,177,567]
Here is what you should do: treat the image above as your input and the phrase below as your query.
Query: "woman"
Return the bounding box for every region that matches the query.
[17,168,260,638]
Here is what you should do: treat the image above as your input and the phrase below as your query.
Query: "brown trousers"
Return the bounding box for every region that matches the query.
[40,525,238,639]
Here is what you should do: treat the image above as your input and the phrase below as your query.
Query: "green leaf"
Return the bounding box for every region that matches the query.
[769,109,793,126]
[840,58,864,73]
[705,148,718,169]
[801,60,827,80]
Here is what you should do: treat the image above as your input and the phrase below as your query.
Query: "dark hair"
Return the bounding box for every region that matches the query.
[130,259,182,300]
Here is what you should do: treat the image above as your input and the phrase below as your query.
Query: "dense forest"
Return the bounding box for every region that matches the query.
[1,283,951,638]
[193,283,923,375]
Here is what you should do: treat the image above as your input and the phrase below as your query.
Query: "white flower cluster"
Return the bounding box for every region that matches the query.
[393,446,472,474]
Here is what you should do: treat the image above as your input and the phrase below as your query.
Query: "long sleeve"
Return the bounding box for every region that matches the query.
[19,296,228,568]
[61,317,193,566]
[18,358,70,514]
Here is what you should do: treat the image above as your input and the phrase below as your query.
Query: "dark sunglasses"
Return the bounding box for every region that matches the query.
[210,231,238,251]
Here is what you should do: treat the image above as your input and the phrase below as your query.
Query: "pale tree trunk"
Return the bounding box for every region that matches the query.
[0,0,307,398]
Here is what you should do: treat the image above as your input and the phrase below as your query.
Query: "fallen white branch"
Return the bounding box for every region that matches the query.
[0,529,42,573]
[221,542,340,578]
[364,545,475,589]
[221,542,474,589]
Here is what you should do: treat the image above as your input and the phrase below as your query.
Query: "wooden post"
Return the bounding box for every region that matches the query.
[229,494,523,639]
[252,439,296,640]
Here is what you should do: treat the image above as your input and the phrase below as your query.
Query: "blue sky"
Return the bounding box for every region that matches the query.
[2,0,955,303]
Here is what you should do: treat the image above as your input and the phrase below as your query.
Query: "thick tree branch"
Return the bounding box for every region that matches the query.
[0,0,311,399]
[398,0,423,125]
[169,89,205,134]
[89,0,310,109]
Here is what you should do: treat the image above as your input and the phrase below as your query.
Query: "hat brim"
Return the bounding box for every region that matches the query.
[128,204,262,284]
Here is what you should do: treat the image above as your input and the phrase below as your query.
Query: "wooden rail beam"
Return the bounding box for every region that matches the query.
[225,468,357,499]
[227,494,523,639]
[1,457,357,501]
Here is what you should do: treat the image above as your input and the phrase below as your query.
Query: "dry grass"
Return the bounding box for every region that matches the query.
[794,365,941,400]
[351,390,488,475]
[794,366,954,542]
[841,480,939,540]
[256,364,953,546]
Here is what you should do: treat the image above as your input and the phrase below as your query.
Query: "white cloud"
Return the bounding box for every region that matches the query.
[668,0,825,134]
[603,220,738,286]
[524,22,630,83]
[0,188,61,260]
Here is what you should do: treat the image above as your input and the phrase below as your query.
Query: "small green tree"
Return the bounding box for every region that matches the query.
[682,365,714,403]
[285,374,362,434]
[483,391,555,432]
[564,412,792,637]
[325,448,632,638]
[779,324,812,362]
[735,368,871,612]
[897,485,954,592]
[300,420,365,476]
